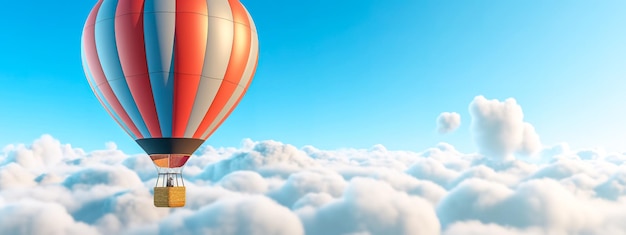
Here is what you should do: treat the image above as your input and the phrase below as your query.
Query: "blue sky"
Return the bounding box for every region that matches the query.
[1,0,626,154]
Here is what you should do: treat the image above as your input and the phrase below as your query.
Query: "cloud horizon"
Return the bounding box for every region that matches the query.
[2,96,626,235]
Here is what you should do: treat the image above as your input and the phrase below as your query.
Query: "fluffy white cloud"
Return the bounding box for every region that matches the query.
[217,170,269,194]
[298,177,441,235]
[268,169,347,207]
[437,112,461,134]
[367,169,448,205]
[195,140,317,182]
[62,165,144,190]
[1,134,84,170]
[469,96,542,159]
[443,221,541,235]
[595,168,626,200]
[437,177,626,234]
[0,200,99,235]
[0,163,37,189]
[406,158,460,188]
[159,196,304,235]
[517,123,542,156]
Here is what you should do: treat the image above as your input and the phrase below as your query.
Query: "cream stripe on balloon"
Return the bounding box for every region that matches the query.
[183,0,235,137]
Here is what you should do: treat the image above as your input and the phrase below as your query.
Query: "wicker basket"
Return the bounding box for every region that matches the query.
[154,186,186,207]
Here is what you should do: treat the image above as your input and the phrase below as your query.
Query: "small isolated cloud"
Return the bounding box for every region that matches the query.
[469,96,542,160]
[437,112,461,134]
[105,142,117,151]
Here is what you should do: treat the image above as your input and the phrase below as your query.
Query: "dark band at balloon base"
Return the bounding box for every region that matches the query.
[136,138,205,155]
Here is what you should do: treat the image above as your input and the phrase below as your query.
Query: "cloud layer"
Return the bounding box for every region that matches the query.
[2,96,626,235]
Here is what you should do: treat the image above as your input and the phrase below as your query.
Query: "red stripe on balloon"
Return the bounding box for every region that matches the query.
[115,0,162,138]
[170,155,190,168]
[204,53,258,139]
[192,0,251,138]
[84,0,143,139]
[172,0,208,137]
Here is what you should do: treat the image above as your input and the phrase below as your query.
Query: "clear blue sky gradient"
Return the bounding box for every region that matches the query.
[1,0,626,154]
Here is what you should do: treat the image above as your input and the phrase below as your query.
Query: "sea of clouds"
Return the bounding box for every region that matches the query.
[2,95,626,235]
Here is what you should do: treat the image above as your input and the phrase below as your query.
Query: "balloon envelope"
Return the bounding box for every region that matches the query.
[81,0,259,155]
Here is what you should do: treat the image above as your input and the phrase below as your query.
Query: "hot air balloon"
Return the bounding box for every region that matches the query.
[80,0,259,207]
